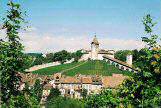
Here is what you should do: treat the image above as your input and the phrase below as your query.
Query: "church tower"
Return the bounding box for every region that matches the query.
[91,35,99,60]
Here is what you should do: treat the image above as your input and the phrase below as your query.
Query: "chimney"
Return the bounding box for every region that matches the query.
[126,55,132,66]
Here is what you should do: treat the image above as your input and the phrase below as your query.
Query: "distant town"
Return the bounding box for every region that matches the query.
[18,36,137,103]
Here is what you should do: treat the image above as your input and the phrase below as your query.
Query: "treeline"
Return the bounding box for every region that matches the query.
[114,49,149,68]
[26,50,83,67]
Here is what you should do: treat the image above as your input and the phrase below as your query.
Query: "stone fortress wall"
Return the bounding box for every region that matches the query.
[26,59,74,72]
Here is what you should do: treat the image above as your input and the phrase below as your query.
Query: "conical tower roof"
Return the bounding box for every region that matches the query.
[91,35,99,45]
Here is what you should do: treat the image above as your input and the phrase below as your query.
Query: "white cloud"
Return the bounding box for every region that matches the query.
[0,26,146,53]
[100,38,145,51]
[19,31,145,53]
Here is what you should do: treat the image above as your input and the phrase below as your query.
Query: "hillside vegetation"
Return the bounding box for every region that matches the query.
[32,60,131,76]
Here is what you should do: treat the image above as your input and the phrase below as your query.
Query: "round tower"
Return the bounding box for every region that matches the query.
[91,35,99,60]
[126,54,133,66]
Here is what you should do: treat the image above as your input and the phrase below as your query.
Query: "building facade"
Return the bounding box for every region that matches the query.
[41,73,126,99]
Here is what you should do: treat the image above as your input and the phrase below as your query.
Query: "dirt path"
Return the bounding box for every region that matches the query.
[60,61,88,74]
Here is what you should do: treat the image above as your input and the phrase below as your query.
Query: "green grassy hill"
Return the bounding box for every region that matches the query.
[32,60,132,76]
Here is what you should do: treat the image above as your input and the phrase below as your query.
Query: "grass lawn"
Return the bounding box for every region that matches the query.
[32,60,132,76]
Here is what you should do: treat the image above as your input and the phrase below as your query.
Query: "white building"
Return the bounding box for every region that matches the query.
[126,55,133,66]
[80,35,115,61]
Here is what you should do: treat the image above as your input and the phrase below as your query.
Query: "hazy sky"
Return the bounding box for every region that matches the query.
[0,0,161,53]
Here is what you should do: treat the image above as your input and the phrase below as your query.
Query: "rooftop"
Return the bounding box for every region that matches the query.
[60,76,81,84]
[91,35,99,45]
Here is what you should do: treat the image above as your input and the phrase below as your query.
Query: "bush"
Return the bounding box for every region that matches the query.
[46,96,85,108]
[118,14,161,107]
[46,88,61,101]
[86,89,120,108]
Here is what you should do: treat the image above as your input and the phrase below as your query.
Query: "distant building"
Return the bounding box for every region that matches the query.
[80,35,115,61]
[19,35,137,100]
[103,55,136,72]
[79,35,136,72]
[19,72,128,100]
[44,73,127,99]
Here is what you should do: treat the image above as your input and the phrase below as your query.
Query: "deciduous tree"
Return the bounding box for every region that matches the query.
[119,14,161,107]
[47,88,61,101]
[0,1,26,103]
[32,79,43,103]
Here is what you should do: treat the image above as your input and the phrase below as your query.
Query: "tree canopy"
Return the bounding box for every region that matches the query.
[114,50,132,62]
[119,14,161,107]
[0,1,26,103]
[0,1,41,107]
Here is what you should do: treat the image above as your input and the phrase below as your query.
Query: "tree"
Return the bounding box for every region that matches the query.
[22,54,34,69]
[0,1,26,103]
[32,55,45,66]
[46,88,61,101]
[0,1,40,107]
[85,14,161,108]
[23,82,31,95]
[81,88,88,99]
[72,50,83,62]
[132,49,139,61]
[53,50,72,64]
[114,50,132,62]
[119,14,161,107]
[86,89,120,108]
[46,96,85,108]
[32,79,43,103]
[1,93,40,108]
[45,53,55,62]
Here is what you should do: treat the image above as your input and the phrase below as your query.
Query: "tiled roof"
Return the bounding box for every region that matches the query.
[81,77,92,84]
[91,35,99,45]
[20,72,127,89]
[43,83,52,90]
[19,72,53,86]
[102,74,127,88]
[92,76,102,85]
[61,76,81,84]
[28,79,36,86]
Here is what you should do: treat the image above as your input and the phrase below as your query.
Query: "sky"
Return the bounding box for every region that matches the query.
[0,0,161,53]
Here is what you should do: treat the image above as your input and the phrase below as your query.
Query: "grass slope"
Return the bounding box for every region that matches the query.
[32,60,132,76]
[32,61,85,75]
[63,60,131,76]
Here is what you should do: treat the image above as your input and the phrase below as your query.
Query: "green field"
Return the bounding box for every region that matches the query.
[32,60,132,76]
[32,62,85,75]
